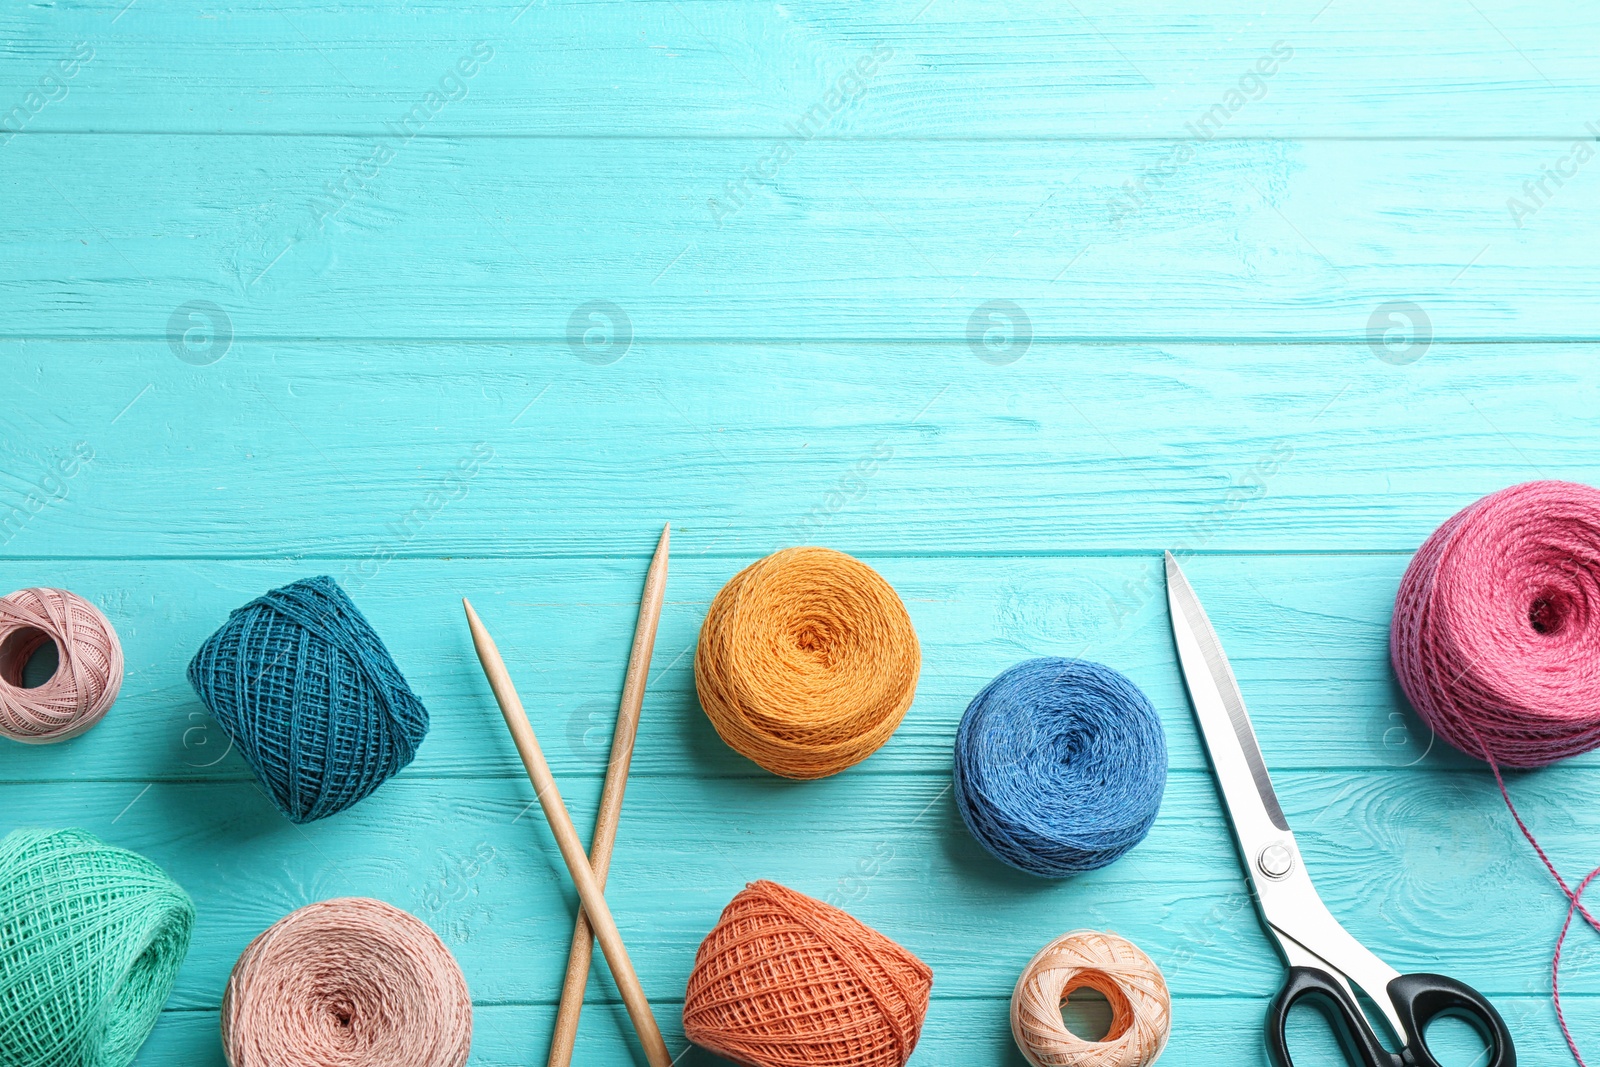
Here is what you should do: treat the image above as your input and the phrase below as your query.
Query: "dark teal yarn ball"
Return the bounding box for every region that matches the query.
[953,657,1167,877]
[187,576,428,824]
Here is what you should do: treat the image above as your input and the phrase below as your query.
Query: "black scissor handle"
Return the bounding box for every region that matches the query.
[1387,972,1516,1067]
[1269,966,1398,1067]
[1267,967,1516,1067]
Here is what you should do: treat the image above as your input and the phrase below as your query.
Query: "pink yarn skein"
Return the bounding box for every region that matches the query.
[1392,479,1600,765]
[0,587,122,744]
[222,898,472,1067]
[1392,480,1600,1066]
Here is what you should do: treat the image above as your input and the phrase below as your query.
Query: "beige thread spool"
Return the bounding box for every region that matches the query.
[0,587,122,743]
[1011,930,1171,1067]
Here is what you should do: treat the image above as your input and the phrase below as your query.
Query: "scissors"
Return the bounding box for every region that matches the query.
[1164,552,1516,1067]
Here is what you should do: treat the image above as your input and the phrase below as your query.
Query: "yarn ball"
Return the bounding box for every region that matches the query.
[1392,480,1600,767]
[954,658,1167,877]
[1011,931,1170,1067]
[0,828,194,1067]
[188,576,429,823]
[683,881,933,1067]
[695,547,921,779]
[0,588,123,743]
[221,897,471,1067]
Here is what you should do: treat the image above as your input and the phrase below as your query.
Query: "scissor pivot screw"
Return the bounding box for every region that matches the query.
[1258,843,1294,879]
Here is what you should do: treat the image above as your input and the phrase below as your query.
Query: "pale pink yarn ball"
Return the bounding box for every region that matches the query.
[222,898,472,1067]
[1011,931,1170,1067]
[0,587,122,743]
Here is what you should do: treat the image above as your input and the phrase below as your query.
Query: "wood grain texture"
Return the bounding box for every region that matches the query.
[464,597,674,1067]
[4,137,1600,338]
[2,2,1598,138]
[9,770,1594,1007]
[133,995,1600,1066]
[1,2,1596,1065]
[550,524,667,1067]
[1,342,1594,558]
[2,555,1593,784]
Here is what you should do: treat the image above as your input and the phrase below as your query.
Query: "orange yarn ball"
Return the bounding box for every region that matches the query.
[683,881,933,1067]
[694,548,921,779]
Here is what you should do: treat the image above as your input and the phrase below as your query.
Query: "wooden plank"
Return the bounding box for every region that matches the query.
[3,2,1598,138]
[2,342,1594,560]
[0,554,1583,783]
[0,6,1589,1067]
[3,137,1600,339]
[3,771,1592,1005]
[133,994,1598,1066]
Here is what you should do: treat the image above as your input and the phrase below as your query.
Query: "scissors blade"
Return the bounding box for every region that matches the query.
[1164,551,1287,836]
[1164,552,1404,1040]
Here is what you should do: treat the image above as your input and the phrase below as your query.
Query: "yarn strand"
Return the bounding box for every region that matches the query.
[1391,480,1600,1067]
[1555,866,1600,1067]
[1483,755,1597,1067]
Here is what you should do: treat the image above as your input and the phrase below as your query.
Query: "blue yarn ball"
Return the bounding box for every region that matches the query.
[187,576,429,824]
[953,657,1167,877]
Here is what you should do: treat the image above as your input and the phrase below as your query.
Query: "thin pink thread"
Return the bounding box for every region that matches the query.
[0,587,122,744]
[1484,757,1599,1067]
[1392,481,1600,1066]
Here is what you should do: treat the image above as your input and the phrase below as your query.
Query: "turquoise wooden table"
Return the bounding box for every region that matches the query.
[3,2,1598,1063]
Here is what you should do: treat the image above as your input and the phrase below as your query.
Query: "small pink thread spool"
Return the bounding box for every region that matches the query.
[0,587,122,743]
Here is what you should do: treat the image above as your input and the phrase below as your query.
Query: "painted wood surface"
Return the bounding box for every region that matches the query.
[4,138,1599,339]
[2,3,1598,138]
[1,1,1596,1065]
[3,343,1595,558]
[135,998,1598,1067]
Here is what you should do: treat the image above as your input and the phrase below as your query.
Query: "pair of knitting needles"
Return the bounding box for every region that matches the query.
[463,523,673,1067]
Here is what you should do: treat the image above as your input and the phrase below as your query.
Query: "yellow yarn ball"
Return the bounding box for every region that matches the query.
[694,547,921,779]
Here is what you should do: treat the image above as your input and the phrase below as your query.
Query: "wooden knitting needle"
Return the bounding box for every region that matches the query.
[463,597,673,1067]
[548,522,669,1067]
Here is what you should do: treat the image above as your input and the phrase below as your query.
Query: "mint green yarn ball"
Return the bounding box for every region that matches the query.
[0,828,195,1067]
